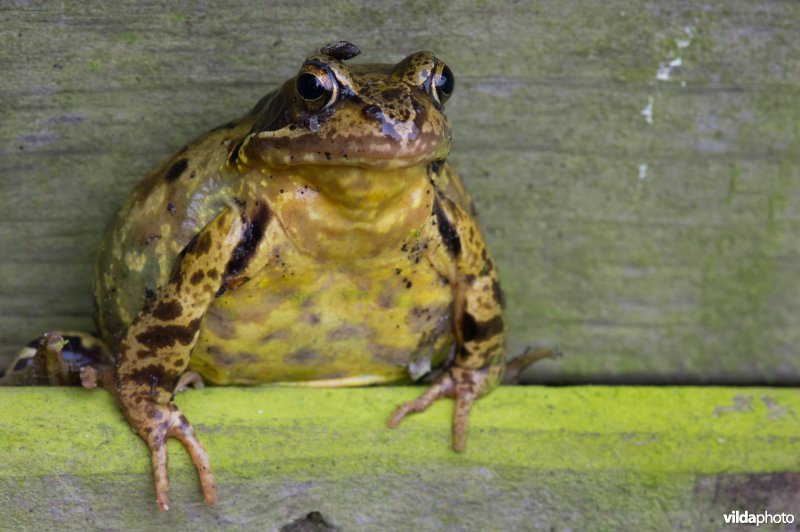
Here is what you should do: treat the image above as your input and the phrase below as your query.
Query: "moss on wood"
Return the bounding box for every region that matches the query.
[1,386,798,529]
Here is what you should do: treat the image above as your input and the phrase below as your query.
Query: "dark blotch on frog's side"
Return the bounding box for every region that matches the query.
[135,319,200,350]
[432,198,461,257]
[286,347,326,365]
[426,160,444,189]
[165,158,188,182]
[327,324,370,342]
[206,345,260,367]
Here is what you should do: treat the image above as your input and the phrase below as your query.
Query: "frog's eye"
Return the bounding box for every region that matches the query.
[431,62,455,105]
[296,65,339,112]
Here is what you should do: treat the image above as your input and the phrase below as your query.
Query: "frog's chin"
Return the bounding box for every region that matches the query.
[275,161,433,211]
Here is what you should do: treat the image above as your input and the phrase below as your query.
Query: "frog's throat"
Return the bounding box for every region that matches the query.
[269,162,432,213]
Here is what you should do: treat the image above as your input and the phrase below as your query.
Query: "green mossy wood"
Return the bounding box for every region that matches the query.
[1,387,799,529]
[1,1,799,382]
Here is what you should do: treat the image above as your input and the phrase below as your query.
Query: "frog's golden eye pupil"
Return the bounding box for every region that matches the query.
[297,73,326,101]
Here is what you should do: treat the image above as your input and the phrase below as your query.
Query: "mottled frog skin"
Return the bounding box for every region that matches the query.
[3,42,507,510]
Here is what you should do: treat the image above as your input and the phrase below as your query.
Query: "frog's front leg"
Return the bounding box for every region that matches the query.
[114,203,264,511]
[388,196,506,452]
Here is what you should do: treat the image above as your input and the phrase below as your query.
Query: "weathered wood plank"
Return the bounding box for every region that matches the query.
[1,386,798,529]
[1,1,799,381]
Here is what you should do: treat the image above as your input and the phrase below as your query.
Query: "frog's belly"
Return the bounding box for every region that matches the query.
[189,257,454,385]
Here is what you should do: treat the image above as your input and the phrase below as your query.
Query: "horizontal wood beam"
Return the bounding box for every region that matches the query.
[2,386,798,529]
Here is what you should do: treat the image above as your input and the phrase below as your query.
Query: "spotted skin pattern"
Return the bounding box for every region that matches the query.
[2,43,508,510]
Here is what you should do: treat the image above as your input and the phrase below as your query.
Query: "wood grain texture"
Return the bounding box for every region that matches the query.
[1,1,799,382]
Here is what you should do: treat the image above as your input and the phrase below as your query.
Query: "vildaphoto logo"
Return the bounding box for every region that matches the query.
[723,510,795,526]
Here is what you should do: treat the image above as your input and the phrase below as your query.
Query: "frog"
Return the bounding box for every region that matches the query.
[1,41,513,511]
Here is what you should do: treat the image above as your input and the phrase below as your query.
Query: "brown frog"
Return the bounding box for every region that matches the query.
[2,41,516,510]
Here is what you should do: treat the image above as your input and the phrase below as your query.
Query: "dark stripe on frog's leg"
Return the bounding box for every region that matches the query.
[432,197,461,257]
[461,313,505,344]
[491,278,505,308]
[114,206,247,510]
[431,198,506,371]
[217,201,272,295]
[225,201,270,278]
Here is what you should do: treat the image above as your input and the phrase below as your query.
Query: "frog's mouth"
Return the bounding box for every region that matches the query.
[237,101,452,171]
[249,132,450,170]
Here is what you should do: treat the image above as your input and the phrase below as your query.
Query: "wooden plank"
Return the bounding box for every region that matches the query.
[1,386,798,529]
[1,1,799,382]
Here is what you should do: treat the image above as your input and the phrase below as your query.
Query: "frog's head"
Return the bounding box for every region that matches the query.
[237,41,454,172]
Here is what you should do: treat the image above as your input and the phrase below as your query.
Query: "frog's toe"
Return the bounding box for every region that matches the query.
[79,363,115,390]
[502,344,563,384]
[170,412,216,506]
[388,376,452,428]
[136,403,217,511]
[388,366,490,452]
[174,370,206,393]
[79,365,100,388]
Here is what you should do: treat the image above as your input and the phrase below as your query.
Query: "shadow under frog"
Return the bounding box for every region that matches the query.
[0,41,554,511]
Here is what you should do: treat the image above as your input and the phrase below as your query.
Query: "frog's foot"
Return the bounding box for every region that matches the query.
[79,364,115,391]
[387,366,491,452]
[1,332,69,386]
[175,370,205,393]
[502,344,563,384]
[1,331,115,387]
[79,365,100,388]
[130,401,216,511]
[0,332,65,386]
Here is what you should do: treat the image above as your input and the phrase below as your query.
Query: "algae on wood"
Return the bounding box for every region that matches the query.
[1,1,800,382]
[1,386,799,529]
